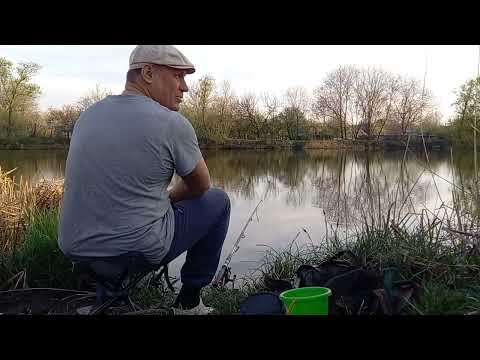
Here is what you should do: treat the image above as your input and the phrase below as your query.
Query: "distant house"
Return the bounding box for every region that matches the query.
[356,128,376,140]
[407,130,438,139]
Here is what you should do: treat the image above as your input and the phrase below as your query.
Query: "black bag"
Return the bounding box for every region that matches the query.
[295,250,362,288]
[239,292,286,315]
[261,250,419,315]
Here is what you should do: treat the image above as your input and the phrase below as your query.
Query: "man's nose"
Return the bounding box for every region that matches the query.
[180,78,188,92]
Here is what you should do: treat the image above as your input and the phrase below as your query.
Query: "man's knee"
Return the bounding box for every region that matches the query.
[205,187,230,213]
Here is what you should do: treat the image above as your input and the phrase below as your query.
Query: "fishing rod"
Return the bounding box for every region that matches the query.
[212,198,263,288]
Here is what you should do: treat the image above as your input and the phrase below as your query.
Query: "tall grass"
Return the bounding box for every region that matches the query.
[412,282,480,315]
[1,168,68,290]
[0,167,33,252]
[1,209,76,290]
[1,166,63,252]
[19,208,75,288]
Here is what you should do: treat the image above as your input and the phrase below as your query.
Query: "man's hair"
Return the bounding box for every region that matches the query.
[126,68,142,83]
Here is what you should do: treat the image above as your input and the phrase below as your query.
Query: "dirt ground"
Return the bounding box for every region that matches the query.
[0,288,96,315]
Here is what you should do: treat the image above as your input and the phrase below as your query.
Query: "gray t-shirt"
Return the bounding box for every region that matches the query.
[58,94,202,264]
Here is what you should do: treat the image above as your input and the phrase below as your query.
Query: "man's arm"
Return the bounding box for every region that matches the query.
[169,158,211,203]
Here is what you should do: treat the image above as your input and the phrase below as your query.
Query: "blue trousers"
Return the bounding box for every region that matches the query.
[158,187,231,289]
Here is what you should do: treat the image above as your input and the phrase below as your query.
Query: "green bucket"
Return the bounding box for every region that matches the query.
[279,287,332,315]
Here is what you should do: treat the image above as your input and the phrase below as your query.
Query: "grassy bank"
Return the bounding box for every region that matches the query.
[0,137,68,150]
[240,226,480,315]
[0,137,450,152]
[2,205,479,315]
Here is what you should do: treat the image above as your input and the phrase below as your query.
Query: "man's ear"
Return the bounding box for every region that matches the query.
[141,65,154,84]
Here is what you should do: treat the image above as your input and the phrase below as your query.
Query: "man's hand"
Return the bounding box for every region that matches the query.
[169,158,211,203]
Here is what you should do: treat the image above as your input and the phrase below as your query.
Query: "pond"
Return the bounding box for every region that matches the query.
[1,148,475,282]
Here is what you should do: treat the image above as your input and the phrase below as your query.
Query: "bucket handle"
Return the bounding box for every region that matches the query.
[286,299,297,315]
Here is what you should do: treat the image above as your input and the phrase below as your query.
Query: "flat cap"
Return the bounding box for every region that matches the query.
[129,45,195,74]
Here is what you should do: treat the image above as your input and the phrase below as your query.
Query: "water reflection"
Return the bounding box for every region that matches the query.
[204,149,455,225]
[0,150,67,184]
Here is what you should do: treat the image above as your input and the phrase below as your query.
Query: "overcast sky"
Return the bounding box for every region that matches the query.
[1,45,479,121]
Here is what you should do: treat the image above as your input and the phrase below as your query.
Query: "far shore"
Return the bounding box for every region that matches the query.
[0,138,451,152]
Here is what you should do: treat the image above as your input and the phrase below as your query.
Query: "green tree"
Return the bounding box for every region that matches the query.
[261,92,281,141]
[212,80,236,140]
[284,87,310,140]
[278,106,308,140]
[182,75,216,141]
[0,58,41,137]
[450,76,480,146]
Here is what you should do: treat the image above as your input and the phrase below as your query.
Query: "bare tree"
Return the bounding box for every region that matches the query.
[45,105,81,140]
[375,75,400,137]
[77,84,112,112]
[235,93,264,139]
[354,67,393,138]
[391,77,431,134]
[312,65,358,139]
[23,107,45,137]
